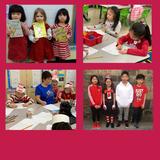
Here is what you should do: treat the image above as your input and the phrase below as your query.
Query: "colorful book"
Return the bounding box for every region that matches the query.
[33,22,47,38]
[54,27,67,42]
[7,20,23,38]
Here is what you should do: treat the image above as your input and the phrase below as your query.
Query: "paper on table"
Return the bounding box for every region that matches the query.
[83,47,98,57]
[43,104,60,112]
[6,108,14,117]
[101,42,129,55]
[9,112,53,130]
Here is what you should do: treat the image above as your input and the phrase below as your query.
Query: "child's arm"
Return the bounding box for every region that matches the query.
[115,86,120,105]
[35,95,47,106]
[127,41,149,56]
[103,94,107,110]
[21,22,29,36]
[6,95,17,108]
[142,93,147,109]
[66,25,72,40]
[28,29,39,43]
[22,95,34,107]
[47,28,52,40]
[88,85,95,106]
[112,92,116,109]
[128,85,134,105]
[107,22,121,37]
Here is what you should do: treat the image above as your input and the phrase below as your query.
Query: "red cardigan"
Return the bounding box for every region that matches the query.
[118,33,149,56]
[88,84,102,107]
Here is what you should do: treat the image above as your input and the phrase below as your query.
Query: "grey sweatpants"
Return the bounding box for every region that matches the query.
[118,107,129,121]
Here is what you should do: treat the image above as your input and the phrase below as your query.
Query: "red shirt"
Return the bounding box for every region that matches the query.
[133,84,148,107]
[88,84,102,106]
[118,33,149,56]
[61,91,76,100]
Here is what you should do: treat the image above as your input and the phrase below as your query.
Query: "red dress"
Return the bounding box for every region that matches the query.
[29,23,53,62]
[8,23,28,61]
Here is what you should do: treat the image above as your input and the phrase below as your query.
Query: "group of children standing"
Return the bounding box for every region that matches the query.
[88,71,148,129]
[7,5,72,63]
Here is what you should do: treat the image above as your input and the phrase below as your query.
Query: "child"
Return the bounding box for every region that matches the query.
[52,8,72,62]
[104,6,121,37]
[52,78,60,103]
[132,74,148,128]
[117,22,151,56]
[88,75,102,129]
[59,83,76,103]
[103,75,116,128]
[29,8,53,63]
[116,71,133,128]
[6,84,34,108]
[7,5,29,62]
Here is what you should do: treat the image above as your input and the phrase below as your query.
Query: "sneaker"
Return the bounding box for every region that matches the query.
[111,123,114,128]
[125,122,129,128]
[96,122,101,129]
[92,122,97,129]
[106,122,110,128]
[134,123,139,128]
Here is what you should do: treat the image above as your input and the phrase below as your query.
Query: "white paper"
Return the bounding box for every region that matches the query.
[101,42,130,55]
[6,108,14,117]
[83,47,98,58]
[9,112,53,130]
[43,104,60,112]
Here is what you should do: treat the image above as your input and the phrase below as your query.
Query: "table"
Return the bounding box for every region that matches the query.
[6,103,76,130]
[83,33,150,63]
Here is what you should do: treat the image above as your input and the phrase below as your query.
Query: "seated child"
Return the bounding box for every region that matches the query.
[117,22,151,56]
[6,84,34,108]
[52,78,60,103]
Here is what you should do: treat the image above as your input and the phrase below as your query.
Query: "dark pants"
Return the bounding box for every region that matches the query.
[132,107,143,124]
[91,107,101,122]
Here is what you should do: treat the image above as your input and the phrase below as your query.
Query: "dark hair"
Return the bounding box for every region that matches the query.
[59,101,72,117]
[104,6,120,31]
[90,75,100,85]
[121,71,129,77]
[42,71,52,81]
[104,77,115,90]
[130,22,151,45]
[55,8,70,24]
[52,122,72,130]
[8,5,26,22]
[33,8,47,22]
[136,74,145,80]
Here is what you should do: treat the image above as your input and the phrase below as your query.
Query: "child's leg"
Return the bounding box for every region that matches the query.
[91,107,97,122]
[124,107,130,127]
[136,108,143,124]
[118,107,123,122]
[96,108,101,128]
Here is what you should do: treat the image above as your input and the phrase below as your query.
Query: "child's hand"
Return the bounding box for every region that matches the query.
[33,38,39,43]
[47,35,52,40]
[23,103,29,107]
[41,101,47,106]
[116,44,122,50]
[103,105,107,110]
[95,105,101,109]
[9,103,17,108]
[119,49,127,54]
[112,104,115,109]
[141,104,145,109]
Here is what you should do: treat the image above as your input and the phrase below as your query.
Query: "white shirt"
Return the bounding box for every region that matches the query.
[116,81,133,107]
[105,20,121,36]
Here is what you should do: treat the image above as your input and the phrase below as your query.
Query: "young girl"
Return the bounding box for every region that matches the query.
[103,76,116,128]
[132,74,148,128]
[88,75,102,129]
[29,8,53,63]
[7,5,29,62]
[104,6,121,37]
[52,8,72,62]
[6,84,34,108]
[117,22,151,56]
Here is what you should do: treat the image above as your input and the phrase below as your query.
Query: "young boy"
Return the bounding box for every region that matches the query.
[132,74,148,128]
[116,71,133,128]
[6,84,34,108]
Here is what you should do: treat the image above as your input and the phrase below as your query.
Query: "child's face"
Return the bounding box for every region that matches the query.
[121,74,129,82]
[107,9,114,21]
[15,91,24,98]
[43,77,52,85]
[105,79,112,87]
[91,77,98,85]
[58,14,67,23]
[35,12,44,22]
[52,82,58,88]
[136,79,144,85]
[11,12,22,20]
[129,30,140,41]
[64,88,71,93]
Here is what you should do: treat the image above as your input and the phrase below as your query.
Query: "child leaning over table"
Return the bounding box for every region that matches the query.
[6,84,34,108]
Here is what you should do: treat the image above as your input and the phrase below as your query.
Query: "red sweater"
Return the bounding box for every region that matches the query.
[88,84,102,107]
[118,33,149,56]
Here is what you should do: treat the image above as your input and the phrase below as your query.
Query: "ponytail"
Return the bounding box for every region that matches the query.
[144,24,151,46]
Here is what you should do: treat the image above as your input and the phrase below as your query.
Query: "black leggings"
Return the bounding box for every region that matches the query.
[91,107,101,122]
[132,107,143,124]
